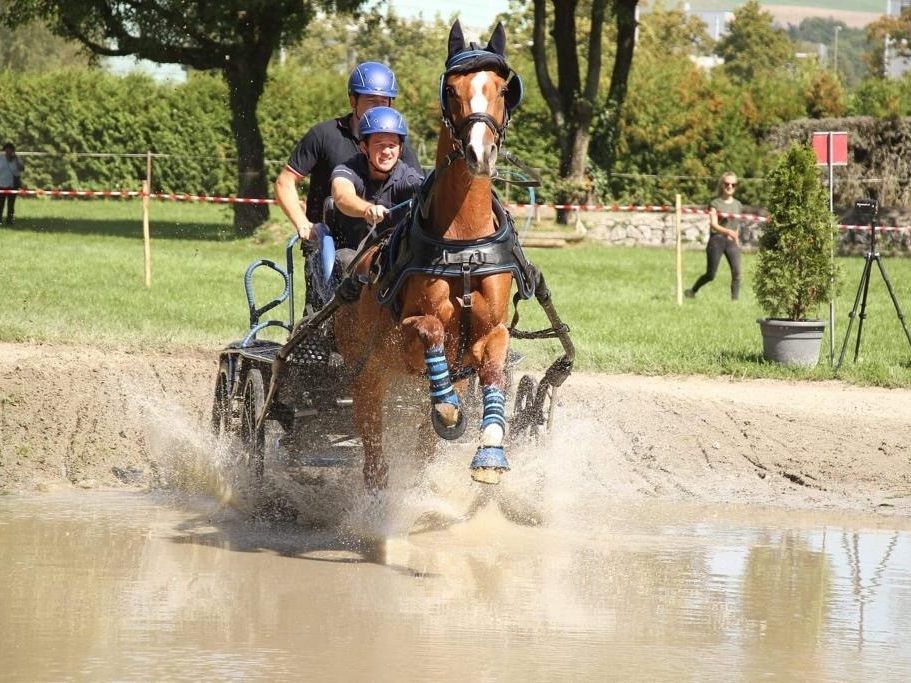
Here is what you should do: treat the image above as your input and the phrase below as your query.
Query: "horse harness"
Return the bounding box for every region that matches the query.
[342,46,536,380]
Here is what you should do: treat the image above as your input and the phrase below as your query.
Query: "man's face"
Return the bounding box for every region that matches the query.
[363,133,401,175]
[351,94,392,121]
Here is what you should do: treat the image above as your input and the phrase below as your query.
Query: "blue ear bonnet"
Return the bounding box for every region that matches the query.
[438,49,524,118]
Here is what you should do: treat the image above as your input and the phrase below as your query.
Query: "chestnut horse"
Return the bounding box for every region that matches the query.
[333,21,529,489]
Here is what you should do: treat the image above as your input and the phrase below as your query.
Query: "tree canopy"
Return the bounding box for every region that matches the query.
[0,0,364,233]
[715,0,795,83]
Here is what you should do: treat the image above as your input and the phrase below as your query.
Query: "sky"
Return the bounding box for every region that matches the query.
[381,0,513,31]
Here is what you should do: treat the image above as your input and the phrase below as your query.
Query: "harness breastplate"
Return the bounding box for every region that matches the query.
[376,195,536,314]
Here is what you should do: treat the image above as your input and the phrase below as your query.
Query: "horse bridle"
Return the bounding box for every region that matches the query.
[441,97,510,160]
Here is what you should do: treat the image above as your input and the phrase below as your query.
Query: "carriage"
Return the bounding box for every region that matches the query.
[211,20,575,488]
[211,209,571,482]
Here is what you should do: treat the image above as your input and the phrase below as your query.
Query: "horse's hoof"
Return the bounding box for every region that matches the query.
[470,446,509,485]
[435,402,459,427]
[471,467,501,485]
[431,404,468,440]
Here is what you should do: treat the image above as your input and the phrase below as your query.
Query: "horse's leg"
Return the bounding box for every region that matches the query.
[401,314,465,440]
[470,324,511,484]
[352,365,389,490]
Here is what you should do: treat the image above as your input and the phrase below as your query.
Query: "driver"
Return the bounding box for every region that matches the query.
[330,105,423,260]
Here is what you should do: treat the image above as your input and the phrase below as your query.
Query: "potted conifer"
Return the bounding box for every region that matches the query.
[753,144,840,367]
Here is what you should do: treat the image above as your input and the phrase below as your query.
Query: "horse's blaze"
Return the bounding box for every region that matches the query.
[465,71,497,176]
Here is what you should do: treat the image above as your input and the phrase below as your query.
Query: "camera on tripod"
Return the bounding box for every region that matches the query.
[836,196,911,370]
[854,198,878,223]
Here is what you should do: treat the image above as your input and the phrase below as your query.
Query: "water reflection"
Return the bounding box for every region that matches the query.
[2,493,911,680]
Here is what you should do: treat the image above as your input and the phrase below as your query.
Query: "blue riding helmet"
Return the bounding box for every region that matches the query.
[347,62,399,99]
[359,106,408,140]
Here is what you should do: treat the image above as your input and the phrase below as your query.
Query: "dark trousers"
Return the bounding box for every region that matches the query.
[691,233,742,299]
[0,186,14,223]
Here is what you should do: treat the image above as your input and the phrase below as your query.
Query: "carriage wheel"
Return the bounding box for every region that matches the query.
[510,375,556,443]
[534,382,557,439]
[510,374,537,442]
[210,360,234,438]
[239,367,266,479]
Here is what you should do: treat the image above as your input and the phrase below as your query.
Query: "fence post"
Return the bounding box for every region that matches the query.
[676,194,683,305]
[142,179,152,288]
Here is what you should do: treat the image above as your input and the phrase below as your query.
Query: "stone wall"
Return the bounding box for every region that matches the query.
[575,208,911,254]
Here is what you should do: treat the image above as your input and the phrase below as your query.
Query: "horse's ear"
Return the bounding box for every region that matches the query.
[448,20,465,58]
[485,21,507,57]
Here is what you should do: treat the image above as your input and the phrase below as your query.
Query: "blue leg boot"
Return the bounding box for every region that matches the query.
[426,346,466,440]
[470,386,509,484]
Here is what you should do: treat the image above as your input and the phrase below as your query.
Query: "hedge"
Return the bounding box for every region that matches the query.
[0,67,346,195]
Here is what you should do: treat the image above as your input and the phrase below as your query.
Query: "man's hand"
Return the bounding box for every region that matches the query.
[363,204,388,225]
[296,220,313,241]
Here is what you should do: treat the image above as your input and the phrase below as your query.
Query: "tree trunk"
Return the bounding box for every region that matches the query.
[597,0,638,181]
[224,54,270,236]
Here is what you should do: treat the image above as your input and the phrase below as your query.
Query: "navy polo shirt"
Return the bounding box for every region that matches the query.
[286,114,421,224]
[330,155,423,249]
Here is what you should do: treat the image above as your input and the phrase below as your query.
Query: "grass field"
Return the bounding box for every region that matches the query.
[2,198,910,387]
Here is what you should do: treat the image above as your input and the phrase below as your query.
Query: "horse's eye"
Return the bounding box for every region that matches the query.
[445,85,456,97]
[500,86,509,97]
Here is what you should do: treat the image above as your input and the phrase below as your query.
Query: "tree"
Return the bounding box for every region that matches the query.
[0,0,363,234]
[715,0,795,84]
[530,0,637,219]
[0,13,90,72]
[805,70,846,118]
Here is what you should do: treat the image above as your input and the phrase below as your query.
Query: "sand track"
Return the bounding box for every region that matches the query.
[1,342,909,515]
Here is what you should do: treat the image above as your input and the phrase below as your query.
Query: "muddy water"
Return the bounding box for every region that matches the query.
[2,491,911,681]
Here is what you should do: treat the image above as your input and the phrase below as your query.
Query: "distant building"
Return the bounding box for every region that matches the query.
[688,9,734,41]
[885,0,911,78]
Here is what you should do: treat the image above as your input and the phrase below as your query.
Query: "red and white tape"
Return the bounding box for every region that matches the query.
[2,188,909,231]
[0,188,275,204]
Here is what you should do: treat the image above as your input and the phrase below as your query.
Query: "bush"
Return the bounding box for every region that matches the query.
[753,144,840,321]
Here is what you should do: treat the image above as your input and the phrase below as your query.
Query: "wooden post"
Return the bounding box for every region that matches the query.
[142,179,151,288]
[676,193,683,305]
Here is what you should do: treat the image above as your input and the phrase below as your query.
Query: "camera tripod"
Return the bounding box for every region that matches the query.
[835,216,911,370]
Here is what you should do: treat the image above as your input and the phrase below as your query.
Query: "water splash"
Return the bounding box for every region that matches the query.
[125,374,633,542]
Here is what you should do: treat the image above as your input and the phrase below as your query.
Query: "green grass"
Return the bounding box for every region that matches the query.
[2,199,910,386]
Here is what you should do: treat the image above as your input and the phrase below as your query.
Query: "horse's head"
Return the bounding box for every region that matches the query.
[439,21,524,177]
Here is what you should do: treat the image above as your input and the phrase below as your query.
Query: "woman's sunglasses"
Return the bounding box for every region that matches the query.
[723,182,738,188]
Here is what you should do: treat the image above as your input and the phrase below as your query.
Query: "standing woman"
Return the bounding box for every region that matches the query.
[685,171,742,300]
[0,142,25,225]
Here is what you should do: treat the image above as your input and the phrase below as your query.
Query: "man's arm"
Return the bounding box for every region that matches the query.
[274,167,312,240]
[332,176,387,225]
